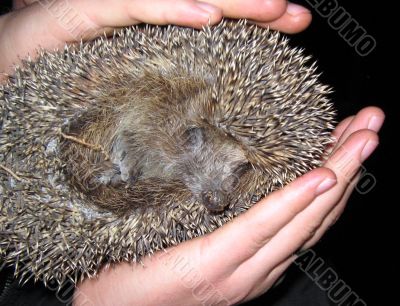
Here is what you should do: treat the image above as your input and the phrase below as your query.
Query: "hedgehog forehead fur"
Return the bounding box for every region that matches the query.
[0,20,335,287]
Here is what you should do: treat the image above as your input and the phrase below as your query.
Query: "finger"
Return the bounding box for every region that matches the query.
[298,129,379,249]
[75,0,222,29]
[332,115,355,140]
[201,167,337,270]
[301,171,361,249]
[325,115,354,156]
[3,0,223,71]
[320,107,385,230]
[235,130,377,279]
[255,2,312,33]
[325,107,383,193]
[333,106,384,151]
[325,129,378,185]
[204,0,287,22]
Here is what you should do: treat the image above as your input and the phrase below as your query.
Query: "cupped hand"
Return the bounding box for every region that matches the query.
[1,0,311,76]
[73,106,384,306]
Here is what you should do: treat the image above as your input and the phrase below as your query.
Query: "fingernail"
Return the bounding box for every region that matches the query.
[315,178,337,196]
[195,1,220,16]
[287,3,310,16]
[367,116,384,132]
[361,140,379,162]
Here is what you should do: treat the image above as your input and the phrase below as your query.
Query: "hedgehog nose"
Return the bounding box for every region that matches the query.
[201,190,228,212]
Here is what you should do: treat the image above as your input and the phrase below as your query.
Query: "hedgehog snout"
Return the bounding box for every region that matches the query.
[201,190,229,212]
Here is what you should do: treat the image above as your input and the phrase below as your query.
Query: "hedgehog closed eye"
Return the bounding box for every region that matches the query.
[182,126,205,147]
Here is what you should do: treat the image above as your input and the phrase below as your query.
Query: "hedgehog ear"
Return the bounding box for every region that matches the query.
[183,127,205,149]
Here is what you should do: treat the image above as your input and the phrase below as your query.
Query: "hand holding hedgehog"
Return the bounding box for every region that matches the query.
[0,0,312,77]
[0,1,385,306]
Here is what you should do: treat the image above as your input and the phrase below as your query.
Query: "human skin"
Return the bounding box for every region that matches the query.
[0,1,385,305]
[1,0,312,78]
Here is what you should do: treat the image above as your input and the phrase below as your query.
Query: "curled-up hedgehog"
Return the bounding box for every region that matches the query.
[0,20,335,288]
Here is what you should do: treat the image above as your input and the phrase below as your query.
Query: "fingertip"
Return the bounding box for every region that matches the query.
[256,7,312,34]
[282,167,337,202]
[193,1,223,27]
[286,10,312,34]
[306,167,337,196]
[315,176,337,196]
[302,167,337,185]
[357,106,385,132]
[357,106,385,119]
[349,128,380,147]
[196,1,223,17]
[314,167,337,181]
[260,0,288,21]
[330,106,385,153]
[329,129,379,172]
[360,130,379,162]
[286,2,310,16]
[203,0,287,22]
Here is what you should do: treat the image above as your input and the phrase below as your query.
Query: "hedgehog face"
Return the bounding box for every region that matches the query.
[179,125,250,212]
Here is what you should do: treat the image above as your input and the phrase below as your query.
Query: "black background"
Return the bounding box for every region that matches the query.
[0,0,396,305]
[275,1,395,305]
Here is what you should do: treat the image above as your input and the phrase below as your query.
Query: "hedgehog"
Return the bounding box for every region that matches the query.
[0,20,335,288]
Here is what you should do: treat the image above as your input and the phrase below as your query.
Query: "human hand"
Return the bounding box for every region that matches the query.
[1,0,311,77]
[73,106,384,305]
